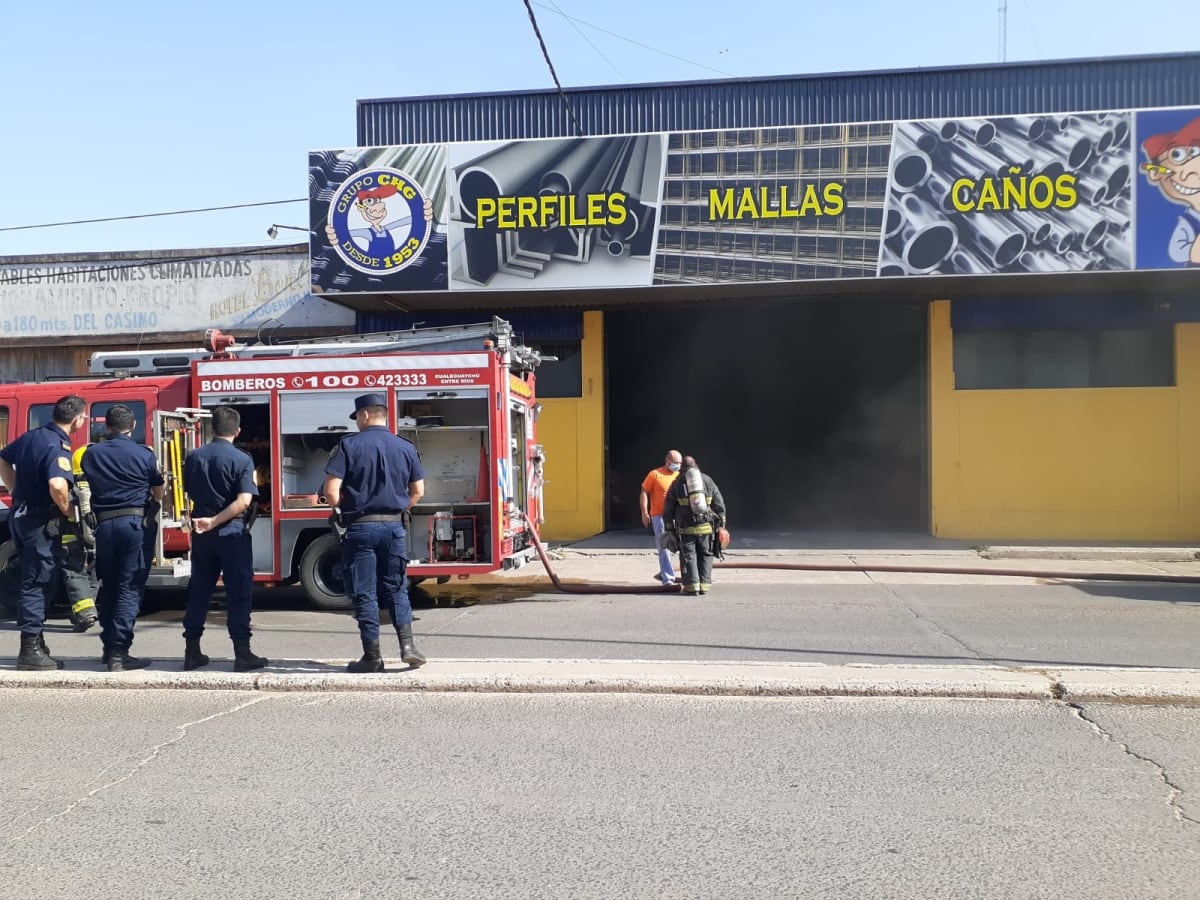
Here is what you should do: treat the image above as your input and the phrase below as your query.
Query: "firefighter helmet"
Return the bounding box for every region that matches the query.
[717,527,731,550]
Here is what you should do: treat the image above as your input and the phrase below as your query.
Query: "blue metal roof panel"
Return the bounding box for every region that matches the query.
[357,53,1200,145]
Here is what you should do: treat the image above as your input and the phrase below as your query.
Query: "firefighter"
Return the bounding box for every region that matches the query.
[81,405,165,671]
[323,392,427,672]
[59,444,100,633]
[662,456,727,596]
[180,405,268,672]
[0,395,89,670]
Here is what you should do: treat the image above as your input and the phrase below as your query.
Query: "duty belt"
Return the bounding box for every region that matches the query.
[96,507,144,522]
[351,513,406,524]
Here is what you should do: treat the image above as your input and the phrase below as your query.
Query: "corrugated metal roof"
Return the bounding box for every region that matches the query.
[358,53,1200,145]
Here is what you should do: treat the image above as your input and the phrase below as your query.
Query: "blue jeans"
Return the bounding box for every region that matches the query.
[94,515,144,653]
[340,520,409,642]
[183,528,254,641]
[651,515,676,582]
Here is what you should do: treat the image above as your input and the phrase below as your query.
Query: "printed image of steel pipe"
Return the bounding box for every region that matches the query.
[1000,209,1054,245]
[1044,227,1077,255]
[958,119,998,147]
[890,149,934,193]
[897,123,939,155]
[899,194,958,274]
[1067,205,1111,253]
[999,115,1052,143]
[1021,143,1067,181]
[1040,131,1093,171]
[960,211,1026,268]
[1101,235,1132,268]
[947,246,991,274]
[1018,249,1073,272]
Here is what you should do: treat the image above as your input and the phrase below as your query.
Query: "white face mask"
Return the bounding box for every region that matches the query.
[668,462,681,472]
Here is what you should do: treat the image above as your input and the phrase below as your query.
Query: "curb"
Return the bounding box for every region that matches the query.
[1,661,1197,702]
[980,546,1200,562]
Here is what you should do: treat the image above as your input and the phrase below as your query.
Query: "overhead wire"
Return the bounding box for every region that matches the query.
[530,1,734,78]
[544,0,627,81]
[0,198,307,234]
[521,0,585,137]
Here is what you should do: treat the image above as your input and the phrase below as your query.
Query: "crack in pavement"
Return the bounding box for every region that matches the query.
[861,569,989,662]
[1066,701,1199,828]
[6,694,271,844]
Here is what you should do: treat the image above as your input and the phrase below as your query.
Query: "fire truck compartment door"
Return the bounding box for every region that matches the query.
[277,391,360,434]
[154,409,207,526]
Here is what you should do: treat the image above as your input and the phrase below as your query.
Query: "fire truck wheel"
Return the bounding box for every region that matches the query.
[0,540,17,618]
[298,534,353,611]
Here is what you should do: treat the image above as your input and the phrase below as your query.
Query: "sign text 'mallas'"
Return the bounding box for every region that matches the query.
[707,184,846,220]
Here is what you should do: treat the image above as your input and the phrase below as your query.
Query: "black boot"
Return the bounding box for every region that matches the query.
[38,634,65,670]
[108,652,151,672]
[397,624,426,668]
[232,639,267,672]
[183,638,210,671]
[348,639,384,673]
[17,634,58,671]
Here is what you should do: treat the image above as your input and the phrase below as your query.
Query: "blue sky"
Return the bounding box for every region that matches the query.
[0,0,1191,256]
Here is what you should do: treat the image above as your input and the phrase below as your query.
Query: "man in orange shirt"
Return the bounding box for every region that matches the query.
[640,449,682,584]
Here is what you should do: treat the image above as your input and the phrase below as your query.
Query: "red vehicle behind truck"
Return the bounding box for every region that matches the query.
[0,318,546,610]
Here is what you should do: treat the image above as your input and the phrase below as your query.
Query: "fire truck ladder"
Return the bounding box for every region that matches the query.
[87,317,545,377]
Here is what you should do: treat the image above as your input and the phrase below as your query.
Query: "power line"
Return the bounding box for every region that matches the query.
[545,0,627,81]
[0,198,307,234]
[531,1,734,78]
[522,0,585,137]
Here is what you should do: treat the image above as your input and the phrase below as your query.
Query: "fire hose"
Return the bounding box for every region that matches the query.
[519,516,1200,595]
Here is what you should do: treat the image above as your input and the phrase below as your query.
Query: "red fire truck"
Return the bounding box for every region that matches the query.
[0,318,546,610]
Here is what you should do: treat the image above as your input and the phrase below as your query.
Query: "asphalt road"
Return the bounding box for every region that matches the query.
[4,577,1197,672]
[3,690,1197,899]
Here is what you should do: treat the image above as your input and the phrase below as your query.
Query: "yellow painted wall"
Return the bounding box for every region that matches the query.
[537,310,605,540]
[930,299,1200,540]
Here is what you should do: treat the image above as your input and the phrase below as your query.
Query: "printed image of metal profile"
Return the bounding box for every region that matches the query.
[898,194,958,274]
[455,140,577,224]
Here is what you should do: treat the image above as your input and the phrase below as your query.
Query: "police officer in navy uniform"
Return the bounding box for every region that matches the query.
[323,392,427,672]
[0,395,88,670]
[180,405,268,672]
[80,404,165,672]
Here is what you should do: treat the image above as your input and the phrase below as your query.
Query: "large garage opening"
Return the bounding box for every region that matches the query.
[605,296,928,531]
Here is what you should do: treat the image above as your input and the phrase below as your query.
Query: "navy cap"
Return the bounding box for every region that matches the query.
[350,392,389,419]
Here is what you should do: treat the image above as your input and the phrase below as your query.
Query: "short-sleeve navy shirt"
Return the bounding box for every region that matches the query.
[0,423,74,514]
[182,439,258,533]
[80,433,164,512]
[325,426,425,522]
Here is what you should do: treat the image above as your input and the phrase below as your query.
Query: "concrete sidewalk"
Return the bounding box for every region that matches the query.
[485,528,1200,588]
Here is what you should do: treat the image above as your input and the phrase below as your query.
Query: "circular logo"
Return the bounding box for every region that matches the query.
[326,167,431,275]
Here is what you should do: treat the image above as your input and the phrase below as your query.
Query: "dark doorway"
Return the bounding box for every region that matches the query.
[605,296,928,531]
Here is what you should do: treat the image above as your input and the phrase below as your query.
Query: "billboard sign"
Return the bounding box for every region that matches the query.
[308,104,1200,294]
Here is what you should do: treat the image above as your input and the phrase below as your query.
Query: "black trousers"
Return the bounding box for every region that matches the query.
[679,532,714,592]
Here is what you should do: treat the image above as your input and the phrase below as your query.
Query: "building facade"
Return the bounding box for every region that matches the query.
[312,53,1200,541]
